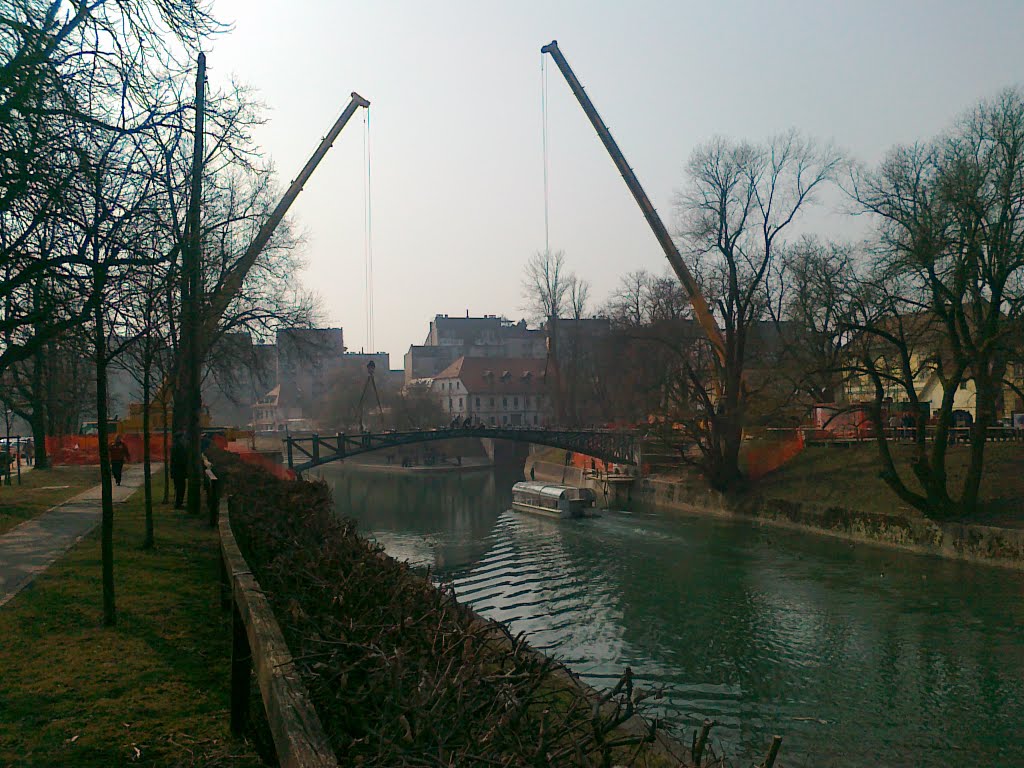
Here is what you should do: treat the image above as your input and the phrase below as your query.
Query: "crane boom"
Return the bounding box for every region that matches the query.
[202,92,371,338]
[540,41,726,365]
[148,92,370,436]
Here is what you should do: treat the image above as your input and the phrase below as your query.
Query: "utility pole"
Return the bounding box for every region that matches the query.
[182,52,206,515]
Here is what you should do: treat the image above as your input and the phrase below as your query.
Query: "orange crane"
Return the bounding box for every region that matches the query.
[540,41,727,368]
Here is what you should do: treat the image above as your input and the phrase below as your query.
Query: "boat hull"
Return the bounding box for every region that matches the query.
[511,500,580,519]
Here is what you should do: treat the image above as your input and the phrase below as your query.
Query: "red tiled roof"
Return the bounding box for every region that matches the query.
[433,356,548,394]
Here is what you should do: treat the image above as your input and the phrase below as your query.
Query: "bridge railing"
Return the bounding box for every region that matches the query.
[283,427,641,472]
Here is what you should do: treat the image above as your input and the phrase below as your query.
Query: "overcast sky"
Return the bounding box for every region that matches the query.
[209,0,1023,366]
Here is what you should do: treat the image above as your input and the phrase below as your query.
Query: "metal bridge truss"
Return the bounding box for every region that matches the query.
[284,427,638,474]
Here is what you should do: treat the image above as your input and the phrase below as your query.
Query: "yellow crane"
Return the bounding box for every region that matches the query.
[540,41,727,368]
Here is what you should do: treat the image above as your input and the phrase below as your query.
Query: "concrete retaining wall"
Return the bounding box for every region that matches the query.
[634,477,1024,569]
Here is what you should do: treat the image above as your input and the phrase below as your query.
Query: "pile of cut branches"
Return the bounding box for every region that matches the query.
[211,448,725,767]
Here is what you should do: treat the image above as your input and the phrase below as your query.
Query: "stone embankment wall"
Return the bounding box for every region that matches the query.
[634,476,1024,570]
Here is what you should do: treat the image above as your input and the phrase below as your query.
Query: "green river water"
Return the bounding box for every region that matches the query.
[317,465,1024,767]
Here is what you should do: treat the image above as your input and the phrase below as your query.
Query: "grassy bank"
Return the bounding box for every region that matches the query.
[0,476,265,767]
[0,465,100,535]
[756,443,1024,525]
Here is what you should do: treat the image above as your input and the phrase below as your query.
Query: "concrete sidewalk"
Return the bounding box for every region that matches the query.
[0,467,145,607]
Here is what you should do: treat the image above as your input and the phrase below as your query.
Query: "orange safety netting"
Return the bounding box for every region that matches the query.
[46,435,169,465]
[45,433,229,466]
[567,450,650,477]
[743,429,805,481]
[224,442,296,481]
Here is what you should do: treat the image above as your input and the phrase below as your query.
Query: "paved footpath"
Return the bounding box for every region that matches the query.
[0,466,145,607]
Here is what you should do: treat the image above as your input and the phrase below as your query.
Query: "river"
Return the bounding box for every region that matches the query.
[316,464,1024,767]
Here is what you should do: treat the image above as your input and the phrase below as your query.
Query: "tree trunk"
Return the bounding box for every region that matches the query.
[142,354,154,549]
[162,398,170,504]
[30,342,49,469]
[962,371,994,516]
[921,377,961,519]
[94,286,116,627]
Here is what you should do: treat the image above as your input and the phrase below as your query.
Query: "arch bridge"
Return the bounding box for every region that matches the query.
[284,427,638,474]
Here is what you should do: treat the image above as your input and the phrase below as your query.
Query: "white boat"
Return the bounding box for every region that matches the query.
[511,481,597,519]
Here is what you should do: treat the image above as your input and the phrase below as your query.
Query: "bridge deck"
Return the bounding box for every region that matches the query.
[284,427,638,473]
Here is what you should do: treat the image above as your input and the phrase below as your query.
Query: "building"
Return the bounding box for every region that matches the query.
[431,356,549,427]
[841,313,1024,421]
[274,327,346,419]
[202,336,277,427]
[251,384,307,433]
[404,314,546,384]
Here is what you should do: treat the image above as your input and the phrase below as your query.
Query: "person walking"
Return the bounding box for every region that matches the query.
[109,435,130,486]
[170,430,188,509]
[23,439,33,466]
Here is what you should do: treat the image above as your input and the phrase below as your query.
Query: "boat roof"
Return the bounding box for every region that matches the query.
[513,481,596,500]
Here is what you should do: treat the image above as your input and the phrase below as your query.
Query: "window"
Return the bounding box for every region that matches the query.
[475,397,480,407]
[502,397,508,408]
[490,416,496,425]
[490,397,495,407]
[524,396,529,407]
[448,398,452,409]
[502,414,508,424]
[533,414,538,425]
[458,397,463,408]
[513,397,519,408]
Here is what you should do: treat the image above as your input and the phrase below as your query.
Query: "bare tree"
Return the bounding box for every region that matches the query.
[672,131,842,489]
[848,87,1024,518]
[0,0,221,373]
[771,236,858,404]
[521,249,571,324]
[568,275,590,321]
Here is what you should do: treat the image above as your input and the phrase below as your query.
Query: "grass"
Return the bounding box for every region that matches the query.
[754,442,1024,525]
[0,465,101,535]
[0,475,267,767]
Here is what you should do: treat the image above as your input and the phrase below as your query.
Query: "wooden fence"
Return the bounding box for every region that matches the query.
[218,494,338,768]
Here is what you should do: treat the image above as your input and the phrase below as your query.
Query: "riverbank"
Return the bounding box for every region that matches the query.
[639,444,1024,569]
[530,443,1024,568]
[211,448,717,767]
[0,476,266,766]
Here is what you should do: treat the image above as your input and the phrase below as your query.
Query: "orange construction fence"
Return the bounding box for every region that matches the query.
[224,442,296,481]
[46,435,168,465]
[45,433,230,466]
[743,429,805,481]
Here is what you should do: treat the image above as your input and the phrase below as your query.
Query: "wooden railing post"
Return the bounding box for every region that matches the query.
[208,474,220,528]
[231,600,253,735]
[220,551,231,612]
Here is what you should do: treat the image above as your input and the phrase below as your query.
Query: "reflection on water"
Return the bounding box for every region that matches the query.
[317,465,1024,767]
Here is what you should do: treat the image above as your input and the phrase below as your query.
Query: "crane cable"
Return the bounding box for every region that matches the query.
[541,53,550,255]
[362,107,375,353]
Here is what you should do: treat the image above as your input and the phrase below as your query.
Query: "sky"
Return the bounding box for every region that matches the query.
[208,0,1024,366]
